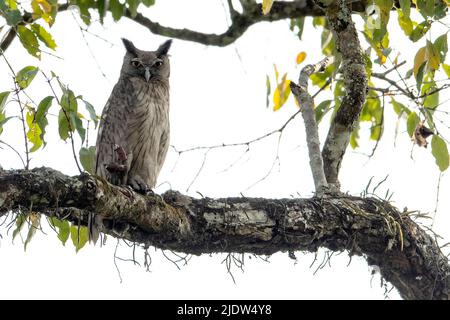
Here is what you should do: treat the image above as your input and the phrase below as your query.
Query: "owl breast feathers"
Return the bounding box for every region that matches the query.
[95,38,172,192]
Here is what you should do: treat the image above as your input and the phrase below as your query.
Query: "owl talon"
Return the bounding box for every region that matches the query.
[128,176,149,194]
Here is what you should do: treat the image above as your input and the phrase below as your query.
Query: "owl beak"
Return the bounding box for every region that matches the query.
[144,67,151,82]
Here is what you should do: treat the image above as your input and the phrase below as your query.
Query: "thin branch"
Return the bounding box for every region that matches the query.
[0,139,26,169]
[13,81,29,169]
[113,239,123,283]
[42,72,82,173]
[290,56,334,194]
[431,173,443,228]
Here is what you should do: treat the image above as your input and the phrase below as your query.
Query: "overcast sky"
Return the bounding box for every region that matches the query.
[0,0,449,299]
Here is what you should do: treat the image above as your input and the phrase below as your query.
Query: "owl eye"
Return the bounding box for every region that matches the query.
[131,60,141,67]
[153,60,163,67]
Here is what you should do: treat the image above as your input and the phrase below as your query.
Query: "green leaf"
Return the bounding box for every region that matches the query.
[142,0,155,6]
[26,110,43,152]
[426,40,440,71]
[16,66,39,89]
[97,0,106,23]
[82,100,98,127]
[431,135,449,172]
[35,96,53,121]
[416,62,426,93]
[262,0,274,15]
[49,217,70,245]
[12,214,27,241]
[409,21,431,42]
[60,89,78,112]
[72,112,86,143]
[390,98,410,116]
[109,0,124,21]
[79,146,96,174]
[423,82,439,110]
[290,17,305,40]
[3,8,22,26]
[372,0,394,43]
[434,34,448,63]
[75,0,92,25]
[24,214,40,251]
[5,0,18,9]
[320,28,335,56]
[35,96,53,145]
[399,0,410,17]
[443,64,450,78]
[315,100,332,123]
[127,0,139,17]
[70,225,89,252]
[370,120,383,141]
[0,91,10,112]
[30,23,56,50]
[397,9,413,36]
[0,113,13,135]
[58,110,70,141]
[407,112,420,137]
[310,72,329,88]
[31,0,57,26]
[350,121,360,149]
[0,91,11,135]
[416,0,435,18]
[17,25,40,58]
[312,17,326,28]
[434,0,447,19]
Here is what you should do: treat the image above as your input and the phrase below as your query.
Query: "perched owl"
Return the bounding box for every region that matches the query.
[95,38,172,193]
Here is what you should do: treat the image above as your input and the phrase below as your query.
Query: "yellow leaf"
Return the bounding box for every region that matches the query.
[296,52,307,64]
[413,47,426,77]
[426,40,440,71]
[273,73,291,111]
[273,64,279,82]
[77,112,86,119]
[31,0,54,26]
[262,0,274,15]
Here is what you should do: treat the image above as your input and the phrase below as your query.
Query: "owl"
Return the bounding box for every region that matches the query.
[95,38,172,193]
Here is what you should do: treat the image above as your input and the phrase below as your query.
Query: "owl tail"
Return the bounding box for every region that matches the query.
[88,212,103,245]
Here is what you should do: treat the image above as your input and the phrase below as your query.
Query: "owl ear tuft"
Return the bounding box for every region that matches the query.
[122,38,138,56]
[156,39,172,57]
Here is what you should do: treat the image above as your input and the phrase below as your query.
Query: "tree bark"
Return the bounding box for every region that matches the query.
[0,167,449,300]
[321,0,368,187]
[291,56,335,194]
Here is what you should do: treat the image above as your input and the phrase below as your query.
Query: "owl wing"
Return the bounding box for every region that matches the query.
[156,126,170,178]
[95,82,131,185]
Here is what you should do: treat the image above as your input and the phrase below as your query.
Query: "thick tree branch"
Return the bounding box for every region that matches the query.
[321,0,368,187]
[0,1,391,51]
[290,56,335,194]
[0,167,449,300]
[125,1,325,47]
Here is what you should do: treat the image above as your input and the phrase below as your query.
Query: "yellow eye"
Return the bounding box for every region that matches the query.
[131,60,141,67]
[154,60,163,67]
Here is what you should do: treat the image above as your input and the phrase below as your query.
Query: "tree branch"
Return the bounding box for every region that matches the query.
[321,0,368,187]
[0,1,373,51]
[290,56,335,194]
[0,4,70,52]
[0,167,449,300]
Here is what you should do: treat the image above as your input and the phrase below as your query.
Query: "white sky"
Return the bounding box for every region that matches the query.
[0,0,449,299]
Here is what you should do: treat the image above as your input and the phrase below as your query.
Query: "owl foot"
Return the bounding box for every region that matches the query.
[128,175,149,194]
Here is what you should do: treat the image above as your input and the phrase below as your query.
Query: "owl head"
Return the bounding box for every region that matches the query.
[120,38,172,82]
